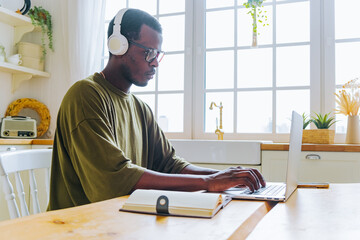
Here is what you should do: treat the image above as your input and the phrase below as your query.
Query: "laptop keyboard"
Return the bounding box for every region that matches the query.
[251,184,285,196]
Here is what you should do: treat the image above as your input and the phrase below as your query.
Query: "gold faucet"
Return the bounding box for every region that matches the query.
[209,102,224,140]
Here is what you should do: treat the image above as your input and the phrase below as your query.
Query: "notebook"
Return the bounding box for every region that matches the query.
[120,189,232,218]
[223,111,303,202]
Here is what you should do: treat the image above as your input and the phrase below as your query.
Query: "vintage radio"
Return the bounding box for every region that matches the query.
[0,116,37,138]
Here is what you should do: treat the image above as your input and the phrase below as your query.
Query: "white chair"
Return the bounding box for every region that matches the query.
[0,149,52,219]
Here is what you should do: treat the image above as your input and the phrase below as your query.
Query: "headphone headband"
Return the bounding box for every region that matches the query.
[108,8,129,55]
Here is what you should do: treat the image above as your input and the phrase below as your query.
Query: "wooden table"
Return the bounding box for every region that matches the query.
[0,196,274,240]
[247,183,360,239]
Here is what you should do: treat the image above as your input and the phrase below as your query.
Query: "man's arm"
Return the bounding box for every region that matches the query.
[133,166,265,193]
[180,164,219,175]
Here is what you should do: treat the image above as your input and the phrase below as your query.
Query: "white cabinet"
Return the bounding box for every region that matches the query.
[0,6,50,92]
[262,151,360,183]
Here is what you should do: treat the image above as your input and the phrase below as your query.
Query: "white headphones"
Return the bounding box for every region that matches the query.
[107,8,129,55]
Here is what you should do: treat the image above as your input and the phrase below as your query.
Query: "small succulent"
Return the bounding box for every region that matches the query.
[302,113,312,129]
[311,112,337,129]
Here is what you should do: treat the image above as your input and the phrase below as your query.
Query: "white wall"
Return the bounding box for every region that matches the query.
[0,0,72,139]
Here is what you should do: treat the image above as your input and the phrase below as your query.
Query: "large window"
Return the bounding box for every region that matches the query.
[103,0,360,143]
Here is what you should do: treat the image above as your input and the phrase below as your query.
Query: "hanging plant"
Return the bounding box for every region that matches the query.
[27,6,54,58]
[243,0,269,47]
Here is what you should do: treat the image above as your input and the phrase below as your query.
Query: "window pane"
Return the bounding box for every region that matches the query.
[335,91,347,133]
[239,0,273,4]
[105,1,126,20]
[206,51,234,89]
[276,90,310,133]
[159,0,185,14]
[158,54,184,91]
[134,94,155,113]
[335,0,360,39]
[276,45,310,87]
[335,42,360,86]
[129,0,157,15]
[206,0,234,9]
[159,15,185,52]
[206,10,234,48]
[276,2,310,44]
[237,91,272,133]
[205,92,234,133]
[158,94,184,132]
[238,48,272,88]
[237,6,273,46]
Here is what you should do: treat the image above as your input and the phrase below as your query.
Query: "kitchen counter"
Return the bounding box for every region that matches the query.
[261,143,360,152]
[1,139,360,152]
[0,139,53,145]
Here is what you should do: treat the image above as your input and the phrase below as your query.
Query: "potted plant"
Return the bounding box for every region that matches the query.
[302,113,312,129]
[27,6,53,58]
[243,0,269,47]
[302,112,336,144]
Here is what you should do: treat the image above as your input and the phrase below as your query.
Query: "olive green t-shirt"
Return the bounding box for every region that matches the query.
[48,73,189,210]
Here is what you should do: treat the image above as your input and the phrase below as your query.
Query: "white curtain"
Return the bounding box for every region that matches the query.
[60,0,106,84]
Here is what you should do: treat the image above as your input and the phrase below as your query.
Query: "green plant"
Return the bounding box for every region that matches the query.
[311,112,337,129]
[28,6,54,58]
[302,113,312,129]
[243,0,269,35]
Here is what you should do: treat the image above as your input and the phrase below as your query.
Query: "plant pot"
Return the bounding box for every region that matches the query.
[302,129,335,144]
[345,115,360,144]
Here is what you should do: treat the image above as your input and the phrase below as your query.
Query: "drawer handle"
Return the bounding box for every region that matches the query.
[6,147,17,151]
[305,154,321,160]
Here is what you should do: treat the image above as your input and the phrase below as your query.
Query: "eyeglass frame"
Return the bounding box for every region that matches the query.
[128,40,165,63]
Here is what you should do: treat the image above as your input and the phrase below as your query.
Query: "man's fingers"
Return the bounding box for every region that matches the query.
[233,170,261,190]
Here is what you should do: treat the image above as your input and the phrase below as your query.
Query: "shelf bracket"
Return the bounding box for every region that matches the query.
[14,25,35,44]
[12,73,32,93]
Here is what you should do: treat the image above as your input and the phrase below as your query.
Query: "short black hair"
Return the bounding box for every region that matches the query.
[107,9,162,56]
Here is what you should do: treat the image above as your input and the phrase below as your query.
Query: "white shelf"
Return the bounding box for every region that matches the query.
[0,6,34,43]
[0,61,50,93]
[0,6,50,92]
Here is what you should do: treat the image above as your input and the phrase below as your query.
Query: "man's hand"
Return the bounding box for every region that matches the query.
[204,166,266,192]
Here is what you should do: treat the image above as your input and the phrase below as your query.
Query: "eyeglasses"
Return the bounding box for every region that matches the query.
[128,40,165,63]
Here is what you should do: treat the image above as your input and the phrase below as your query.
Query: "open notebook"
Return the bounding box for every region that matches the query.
[224,111,303,202]
[120,189,232,218]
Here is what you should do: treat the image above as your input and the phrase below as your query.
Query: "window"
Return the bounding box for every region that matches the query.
[103,0,360,142]
[333,0,360,134]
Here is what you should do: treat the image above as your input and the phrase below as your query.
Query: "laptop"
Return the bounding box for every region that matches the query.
[223,111,303,202]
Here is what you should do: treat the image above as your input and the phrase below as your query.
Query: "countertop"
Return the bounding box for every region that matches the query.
[0,139,53,145]
[1,139,360,152]
[261,143,360,152]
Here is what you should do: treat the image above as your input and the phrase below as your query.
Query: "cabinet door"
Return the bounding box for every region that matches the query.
[262,151,360,183]
[31,145,53,149]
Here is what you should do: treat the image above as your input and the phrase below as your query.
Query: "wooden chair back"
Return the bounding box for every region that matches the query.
[0,149,52,219]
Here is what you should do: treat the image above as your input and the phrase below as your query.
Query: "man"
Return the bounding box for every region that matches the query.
[48,8,265,210]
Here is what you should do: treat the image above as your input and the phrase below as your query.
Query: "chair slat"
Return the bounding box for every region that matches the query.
[15,172,29,217]
[1,174,20,219]
[29,169,41,214]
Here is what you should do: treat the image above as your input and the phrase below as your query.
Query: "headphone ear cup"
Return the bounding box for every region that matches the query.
[108,34,129,55]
